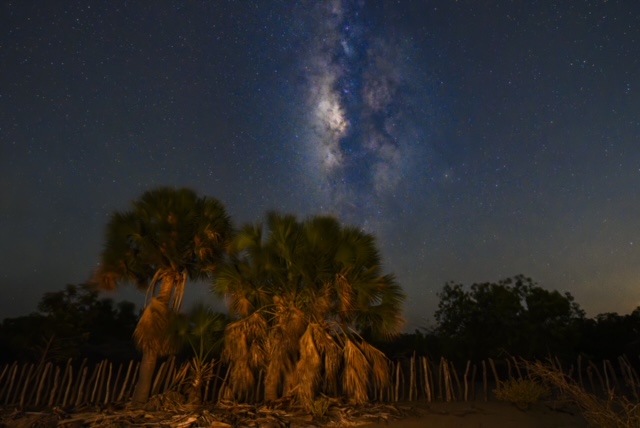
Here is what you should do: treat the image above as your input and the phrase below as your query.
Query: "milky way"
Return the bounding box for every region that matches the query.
[298,0,427,229]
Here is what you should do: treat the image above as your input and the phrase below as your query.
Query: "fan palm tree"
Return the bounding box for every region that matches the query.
[214,213,404,405]
[169,304,228,404]
[93,187,233,404]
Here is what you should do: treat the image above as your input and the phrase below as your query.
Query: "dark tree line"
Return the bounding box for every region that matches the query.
[378,275,640,364]
[0,283,138,363]
[3,276,640,366]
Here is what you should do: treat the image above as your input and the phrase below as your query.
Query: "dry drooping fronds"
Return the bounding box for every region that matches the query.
[527,360,640,428]
[296,324,323,407]
[359,341,391,392]
[343,340,371,404]
[223,320,260,401]
[264,327,293,401]
[324,342,342,396]
[134,297,176,355]
[310,323,342,396]
[243,311,268,339]
[275,297,307,343]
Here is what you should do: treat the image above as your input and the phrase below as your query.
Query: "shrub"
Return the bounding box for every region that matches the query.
[307,396,331,419]
[526,360,640,428]
[494,378,549,410]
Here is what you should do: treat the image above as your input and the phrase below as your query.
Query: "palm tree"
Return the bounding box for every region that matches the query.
[93,187,233,404]
[214,213,405,405]
[169,304,228,404]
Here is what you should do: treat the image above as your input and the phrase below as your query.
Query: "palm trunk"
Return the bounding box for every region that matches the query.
[131,271,185,404]
[132,350,158,404]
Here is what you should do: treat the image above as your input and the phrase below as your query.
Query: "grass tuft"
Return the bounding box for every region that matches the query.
[494,378,549,410]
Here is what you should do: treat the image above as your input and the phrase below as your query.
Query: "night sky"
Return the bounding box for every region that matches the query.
[2,1,640,330]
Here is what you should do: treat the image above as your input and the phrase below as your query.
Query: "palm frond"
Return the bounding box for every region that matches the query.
[134,297,179,356]
[343,339,371,404]
[359,341,390,391]
[295,324,323,406]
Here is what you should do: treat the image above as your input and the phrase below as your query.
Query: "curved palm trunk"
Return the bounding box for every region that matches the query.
[132,350,158,404]
[131,272,184,404]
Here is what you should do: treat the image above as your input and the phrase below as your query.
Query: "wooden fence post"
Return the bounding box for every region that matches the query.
[90,360,105,403]
[151,360,168,396]
[108,363,123,405]
[70,359,88,405]
[61,363,74,407]
[440,358,453,402]
[482,360,488,401]
[2,362,18,405]
[0,363,9,390]
[394,361,401,402]
[75,366,88,406]
[103,361,114,404]
[470,362,477,400]
[19,363,35,407]
[577,355,584,389]
[423,357,432,402]
[48,366,61,407]
[34,362,53,406]
[409,354,415,401]
[450,361,461,401]
[463,360,471,401]
[117,360,134,402]
[488,358,500,395]
[512,356,522,379]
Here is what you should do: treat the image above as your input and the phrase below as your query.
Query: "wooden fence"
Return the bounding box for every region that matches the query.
[1,355,638,409]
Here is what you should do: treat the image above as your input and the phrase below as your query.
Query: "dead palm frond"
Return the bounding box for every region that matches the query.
[134,297,178,356]
[264,327,296,401]
[312,323,342,397]
[359,341,391,392]
[249,337,267,370]
[296,324,323,406]
[324,343,342,396]
[230,359,255,401]
[343,339,371,404]
[275,297,307,342]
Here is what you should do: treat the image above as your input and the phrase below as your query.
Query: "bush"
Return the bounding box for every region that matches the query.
[526,360,640,428]
[307,397,331,419]
[494,378,549,410]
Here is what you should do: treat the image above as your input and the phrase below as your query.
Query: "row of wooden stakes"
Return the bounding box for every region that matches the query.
[0,354,637,408]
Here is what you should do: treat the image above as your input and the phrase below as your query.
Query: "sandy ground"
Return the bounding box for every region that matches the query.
[0,400,590,428]
[363,401,588,428]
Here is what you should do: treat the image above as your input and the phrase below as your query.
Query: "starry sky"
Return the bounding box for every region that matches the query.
[2,1,640,330]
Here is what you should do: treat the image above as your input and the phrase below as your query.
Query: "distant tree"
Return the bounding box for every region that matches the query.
[92,187,233,404]
[0,283,138,363]
[214,213,405,405]
[577,308,640,360]
[434,275,584,360]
